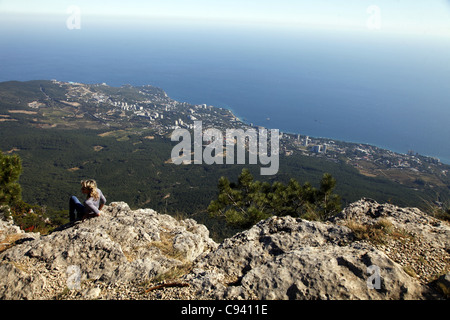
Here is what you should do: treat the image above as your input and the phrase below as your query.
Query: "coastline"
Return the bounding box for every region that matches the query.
[156,83,449,166]
[1,78,448,166]
[187,97,449,166]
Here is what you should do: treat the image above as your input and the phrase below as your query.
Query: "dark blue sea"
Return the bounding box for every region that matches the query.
[1,17,450,164]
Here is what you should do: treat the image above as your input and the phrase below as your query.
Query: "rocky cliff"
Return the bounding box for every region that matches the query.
[0,199,448,300]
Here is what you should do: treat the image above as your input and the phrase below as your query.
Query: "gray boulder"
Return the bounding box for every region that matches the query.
[332,198,450,249]
[0,202,217,299]
[186,215,433,300]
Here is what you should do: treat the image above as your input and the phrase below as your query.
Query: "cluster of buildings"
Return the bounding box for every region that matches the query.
[291,135,329,154]
[57,80,445,177]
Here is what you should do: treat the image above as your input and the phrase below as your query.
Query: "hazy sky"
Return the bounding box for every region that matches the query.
[1,0,450,37]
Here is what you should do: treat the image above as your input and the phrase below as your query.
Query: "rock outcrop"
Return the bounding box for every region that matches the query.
[332,198,450,285]
[0,199,448,300]
[186,216,432,300]
[0,202,217,299]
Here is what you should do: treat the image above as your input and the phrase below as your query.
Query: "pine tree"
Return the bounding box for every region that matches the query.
[317,173,342,220]
[208,169,272,228]
[208,168,341,229]
[0,150,22,205]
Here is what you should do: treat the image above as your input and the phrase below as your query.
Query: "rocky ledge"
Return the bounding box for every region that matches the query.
[0,199,448,300]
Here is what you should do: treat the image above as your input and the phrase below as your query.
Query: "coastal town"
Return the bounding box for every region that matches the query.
[16,80,450,194]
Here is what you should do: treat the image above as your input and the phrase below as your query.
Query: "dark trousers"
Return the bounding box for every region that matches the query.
[69,196,85,222]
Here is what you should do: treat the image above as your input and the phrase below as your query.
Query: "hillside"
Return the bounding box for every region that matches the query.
[0,199,448,300]
[0,79,449,240]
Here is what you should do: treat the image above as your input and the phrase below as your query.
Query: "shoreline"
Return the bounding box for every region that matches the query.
[219,102,448,166]
[155,84,449,166]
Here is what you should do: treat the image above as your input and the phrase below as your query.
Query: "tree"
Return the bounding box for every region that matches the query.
[207,170,272,229]
[0,150,22,205]
[0,150,61,234]
[208,168,341,229]
[317,173,342,220]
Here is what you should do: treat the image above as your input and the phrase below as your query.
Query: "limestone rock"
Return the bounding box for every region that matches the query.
[0,262,46,300]
[331,198,450,249]
[435,273,450,297]
[0,199,447,300]
[83,287,102,300]
[0,202,217,299]
[187,216,433,300]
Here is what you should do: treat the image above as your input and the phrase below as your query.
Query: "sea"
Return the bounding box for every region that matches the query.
[1,17,450,164]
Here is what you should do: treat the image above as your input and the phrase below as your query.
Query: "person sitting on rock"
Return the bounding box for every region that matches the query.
[69,179,106,222]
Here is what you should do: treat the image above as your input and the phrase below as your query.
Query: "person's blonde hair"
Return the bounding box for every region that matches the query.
[81,179,99,200]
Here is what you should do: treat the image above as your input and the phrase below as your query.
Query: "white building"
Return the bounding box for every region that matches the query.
[311,145,322,153]
[303,136,310,147]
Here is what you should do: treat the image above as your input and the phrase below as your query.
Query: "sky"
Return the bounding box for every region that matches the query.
[1,0,450,37]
